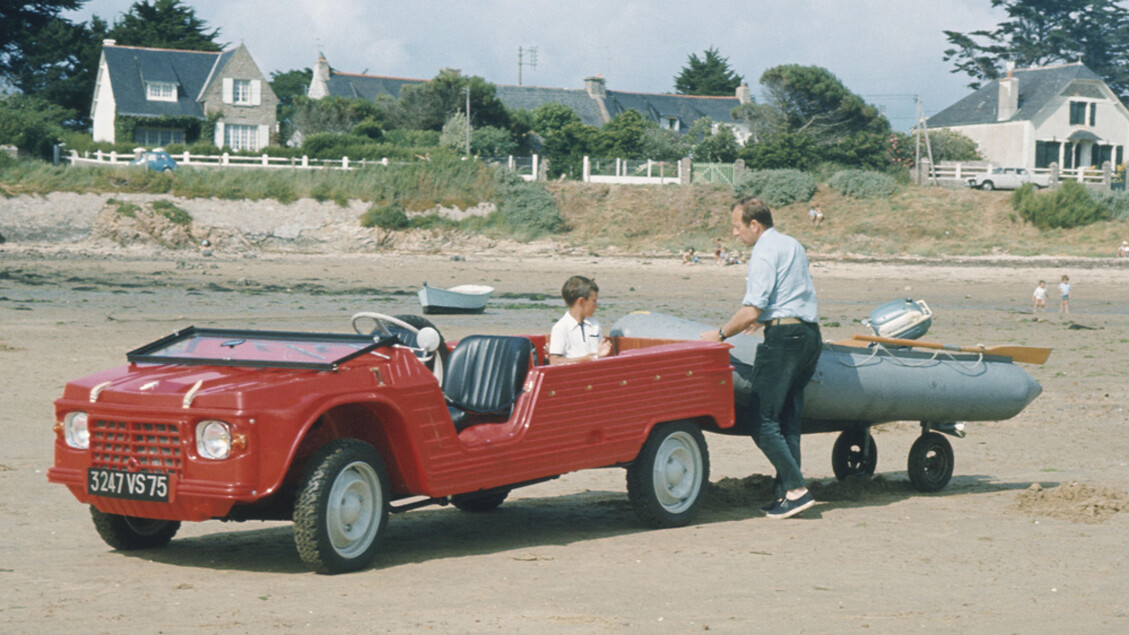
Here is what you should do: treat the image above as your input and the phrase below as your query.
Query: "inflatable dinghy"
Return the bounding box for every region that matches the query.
[610,312,1046,491]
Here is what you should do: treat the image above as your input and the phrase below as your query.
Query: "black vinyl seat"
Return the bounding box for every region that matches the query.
[442,335,534,431]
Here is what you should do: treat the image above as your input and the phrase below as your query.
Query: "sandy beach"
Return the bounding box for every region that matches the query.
[2,246,1128,633]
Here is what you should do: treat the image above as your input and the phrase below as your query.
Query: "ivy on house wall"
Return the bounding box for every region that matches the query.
[114,115,205,146]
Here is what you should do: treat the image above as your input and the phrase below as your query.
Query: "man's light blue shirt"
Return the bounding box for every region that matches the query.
[742,227,818,323]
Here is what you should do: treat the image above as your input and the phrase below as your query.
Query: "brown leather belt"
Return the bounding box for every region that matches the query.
[766,317,804,326]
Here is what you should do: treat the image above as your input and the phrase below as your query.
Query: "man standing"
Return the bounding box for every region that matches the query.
[701,198,822,519]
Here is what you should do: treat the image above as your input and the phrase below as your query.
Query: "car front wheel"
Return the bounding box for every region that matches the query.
[980,180,995,191]
[294,439,390,574]
[90,507,180,550]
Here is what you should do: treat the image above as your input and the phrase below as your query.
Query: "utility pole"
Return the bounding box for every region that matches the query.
[465,86,471,158]
[914,96,936,185]
[518,46,537,86]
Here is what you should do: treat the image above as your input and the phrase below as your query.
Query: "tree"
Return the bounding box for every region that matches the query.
[0,0,82,74]
[289,95,384,138]
[760,65,890,140]
[731,101,785,144]
[391,69,509,131]
[943,0,1129,97]
[108,0,223,51]
[596,109,646,157]
[674,47,743,96]
[531,102,581,135]
[271,68,313,142]
[0,94,70,159]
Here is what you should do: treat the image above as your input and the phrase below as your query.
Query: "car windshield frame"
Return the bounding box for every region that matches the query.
[126,326,392,371]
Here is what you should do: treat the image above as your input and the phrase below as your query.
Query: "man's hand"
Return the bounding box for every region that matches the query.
[699,328,722,342]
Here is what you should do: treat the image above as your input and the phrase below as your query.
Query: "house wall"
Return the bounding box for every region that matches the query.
[1031,83,1129,167]
[946,121,1032,167]
[199,45,278,149]
[91,54,117,144]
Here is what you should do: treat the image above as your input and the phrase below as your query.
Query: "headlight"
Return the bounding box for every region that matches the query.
[196,420,232,459]
[64,412,90,449]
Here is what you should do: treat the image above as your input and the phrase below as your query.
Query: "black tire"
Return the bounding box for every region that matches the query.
[980,180,995,191]
[294,439,390,574]
[451,488,510,512]
[626,421,709,528]
[90,507,180,550]
[393,313,449,382]
[907,432,954,492]
[831,428,878,480]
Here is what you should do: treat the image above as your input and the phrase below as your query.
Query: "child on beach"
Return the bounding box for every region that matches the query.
[1032,280,1047,313]
[548,275,612,365]
[1058,275,1071,314]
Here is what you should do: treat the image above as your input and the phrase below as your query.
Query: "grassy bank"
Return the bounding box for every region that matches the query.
[548,182,1129,259]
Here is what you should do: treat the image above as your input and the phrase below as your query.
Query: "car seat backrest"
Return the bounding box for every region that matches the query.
[442,335,533,428]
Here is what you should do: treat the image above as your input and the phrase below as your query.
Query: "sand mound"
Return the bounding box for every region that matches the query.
[1015,482,1128,524]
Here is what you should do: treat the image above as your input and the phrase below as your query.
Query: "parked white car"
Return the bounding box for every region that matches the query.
[967,167,1050,191]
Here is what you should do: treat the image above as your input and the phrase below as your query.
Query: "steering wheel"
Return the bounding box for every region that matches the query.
[351,312,418,338]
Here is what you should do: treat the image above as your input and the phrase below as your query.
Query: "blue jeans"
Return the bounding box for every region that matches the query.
[747,321,822,496]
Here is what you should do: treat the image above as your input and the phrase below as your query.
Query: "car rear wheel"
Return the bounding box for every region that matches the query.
[626,420,708,528]
[294,439,390,574]
[90,507,180,550]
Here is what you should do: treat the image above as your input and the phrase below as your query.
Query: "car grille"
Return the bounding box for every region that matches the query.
[91,419,183,475]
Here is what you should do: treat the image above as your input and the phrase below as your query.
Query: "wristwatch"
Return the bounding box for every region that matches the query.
[717,327,727,341]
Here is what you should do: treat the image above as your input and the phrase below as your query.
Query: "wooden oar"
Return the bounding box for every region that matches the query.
[850,334,1051,364]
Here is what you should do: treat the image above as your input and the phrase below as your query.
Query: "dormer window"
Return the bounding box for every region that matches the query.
[146,81,177,102]
[662,116,680,131]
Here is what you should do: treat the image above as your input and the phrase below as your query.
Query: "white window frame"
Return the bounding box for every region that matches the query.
[224,123,259,151]
[233,79,252,105]
[146,81,177,102]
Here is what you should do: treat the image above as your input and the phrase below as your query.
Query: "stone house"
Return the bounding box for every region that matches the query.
[928,63,1129,170]
[306,53,750,139]
[91,40,278,150]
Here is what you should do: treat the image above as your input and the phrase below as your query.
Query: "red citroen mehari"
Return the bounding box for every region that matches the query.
[49,313,734,573]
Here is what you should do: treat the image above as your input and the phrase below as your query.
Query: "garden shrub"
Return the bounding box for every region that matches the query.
[732,169,817,207]
[493,168,564,238]
[1011,182,1111,229]
[1089,189,1129,221]
[828,169,897,198]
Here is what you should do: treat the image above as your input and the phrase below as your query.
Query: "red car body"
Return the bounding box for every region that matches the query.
[49,325,734,573]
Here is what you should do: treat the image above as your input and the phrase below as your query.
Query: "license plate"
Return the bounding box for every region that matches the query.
[87,468,170,502]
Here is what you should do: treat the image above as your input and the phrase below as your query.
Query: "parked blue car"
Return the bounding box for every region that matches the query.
[132,149,177,172]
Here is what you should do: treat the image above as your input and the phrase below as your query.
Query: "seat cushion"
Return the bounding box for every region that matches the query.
[443,335,533,421]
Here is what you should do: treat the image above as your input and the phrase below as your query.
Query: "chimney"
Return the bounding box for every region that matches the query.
[998,63,1018,121]
[584,75,606,99]
[736,82,751,104]
[307,52,331,99]
[102,39,117,47]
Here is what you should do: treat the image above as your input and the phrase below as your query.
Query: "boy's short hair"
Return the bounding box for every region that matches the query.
[562,275,598,306]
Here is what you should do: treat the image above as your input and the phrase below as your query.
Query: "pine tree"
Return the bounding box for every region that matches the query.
[674,47,743,96]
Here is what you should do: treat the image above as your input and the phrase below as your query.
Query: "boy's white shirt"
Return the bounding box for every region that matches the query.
[549,311,601,358]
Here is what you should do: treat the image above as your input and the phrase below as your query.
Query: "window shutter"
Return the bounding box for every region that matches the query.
[257,125,269,149]
[215,121,225,148]
[251,80,262,106]
[222,78,233,104]
[1089,103,1096,126]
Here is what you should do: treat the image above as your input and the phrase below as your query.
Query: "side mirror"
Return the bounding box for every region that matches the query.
[416,327,441,353]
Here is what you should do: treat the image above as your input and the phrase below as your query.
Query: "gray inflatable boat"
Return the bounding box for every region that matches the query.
[610,312,1045,491]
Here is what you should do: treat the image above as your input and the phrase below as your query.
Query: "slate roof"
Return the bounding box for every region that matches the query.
[323,72,425,101]
[103,45,225,119]
[493,84,606,127]
[605,90,740,127]
[928,63,1104,127]
[320,69,741,130]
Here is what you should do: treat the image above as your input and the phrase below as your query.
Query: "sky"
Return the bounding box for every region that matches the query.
[65,0,1014,132]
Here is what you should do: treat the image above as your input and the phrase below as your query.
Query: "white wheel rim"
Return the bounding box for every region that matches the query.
[651,431,703,514]
[327,461,382,558]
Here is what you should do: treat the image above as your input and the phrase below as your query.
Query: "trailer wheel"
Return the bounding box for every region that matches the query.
[294,439,389,574]
[90,507,180,550]
[451,488,510,512]
[627,421,709,528]
[831,429,878,480]
[907,432,954,492]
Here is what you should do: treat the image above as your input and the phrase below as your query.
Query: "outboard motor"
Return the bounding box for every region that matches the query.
[863,299,932,340]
